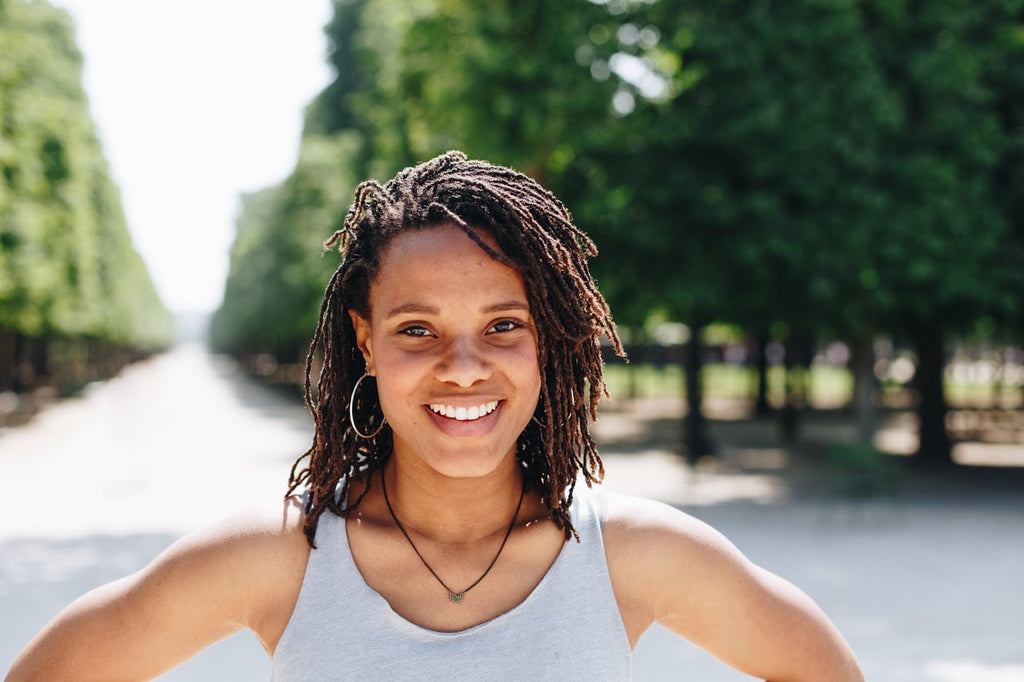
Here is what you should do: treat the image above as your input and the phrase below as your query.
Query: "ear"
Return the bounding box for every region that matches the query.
[349,309,375,374]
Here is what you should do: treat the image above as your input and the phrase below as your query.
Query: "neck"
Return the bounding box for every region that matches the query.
[380,457,525,544]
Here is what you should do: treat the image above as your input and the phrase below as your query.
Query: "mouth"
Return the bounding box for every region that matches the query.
[427,400,500,422]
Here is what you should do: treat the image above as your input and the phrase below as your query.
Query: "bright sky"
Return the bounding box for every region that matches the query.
[52,0,334,313]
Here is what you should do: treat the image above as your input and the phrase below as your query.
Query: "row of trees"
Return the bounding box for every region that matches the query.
[213,0,1024,467]
[1,0,172,399]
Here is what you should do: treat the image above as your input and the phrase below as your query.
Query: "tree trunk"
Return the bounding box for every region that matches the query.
[29,336,50,384]
[683,321,714,463]
[12,332,30,392]
[755,334,771,416]
[993,347,1007,410]
[780,331,811,443]
[912,319,953,466]
[851,334,878,444]
[0,328,15,391]
[626,330,647,402]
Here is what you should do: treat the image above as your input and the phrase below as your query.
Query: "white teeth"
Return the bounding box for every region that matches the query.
[429,401,499,421]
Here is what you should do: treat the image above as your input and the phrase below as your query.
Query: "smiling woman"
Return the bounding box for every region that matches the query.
[7,152,863,681]
[289,151,622,548]
[347,226,543,482]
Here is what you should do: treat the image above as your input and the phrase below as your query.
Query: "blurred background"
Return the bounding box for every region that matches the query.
[1,1,1023,680]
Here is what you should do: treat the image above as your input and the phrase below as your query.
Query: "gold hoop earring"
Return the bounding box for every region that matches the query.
[349,372,386,439]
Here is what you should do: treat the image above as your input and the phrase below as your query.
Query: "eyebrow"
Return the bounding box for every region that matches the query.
[383,300,530,319]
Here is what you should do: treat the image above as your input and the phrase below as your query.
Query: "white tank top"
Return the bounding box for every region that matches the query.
[272,484,632,680]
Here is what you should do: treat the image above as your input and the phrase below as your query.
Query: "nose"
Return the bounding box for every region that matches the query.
[435,335,491,387]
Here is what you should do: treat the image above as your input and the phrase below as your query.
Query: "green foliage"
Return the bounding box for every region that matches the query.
[593,0,898,338]
[214,0,380,355]
[859,0,1015,332]
[214,0,1024,406]
[0,0,171,348]
[980,0,1024,336]
[394,0,617,177]
[210,133,362,354]
[213,0,624,353]
[304,0,370,137]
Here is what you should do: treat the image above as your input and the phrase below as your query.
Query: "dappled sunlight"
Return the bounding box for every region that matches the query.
[874,411,919,456]
[600,449,788,507]
[953,443,1024,468]
[730,447,789,470]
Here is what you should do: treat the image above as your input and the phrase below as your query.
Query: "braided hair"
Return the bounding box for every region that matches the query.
[287,151,623,546]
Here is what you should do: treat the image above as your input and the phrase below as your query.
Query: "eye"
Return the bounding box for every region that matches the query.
[399,325,433,337]
[488,319,522,334]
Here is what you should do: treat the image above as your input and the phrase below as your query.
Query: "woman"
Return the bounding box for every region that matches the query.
[8,152,863,680]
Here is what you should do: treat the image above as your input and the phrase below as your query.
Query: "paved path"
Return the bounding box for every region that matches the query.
[2,346,1023,681]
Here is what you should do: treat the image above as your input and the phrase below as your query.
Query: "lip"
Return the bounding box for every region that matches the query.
[423,400,503,437]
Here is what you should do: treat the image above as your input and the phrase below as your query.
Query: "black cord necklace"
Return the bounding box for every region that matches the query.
[380,468,526,604]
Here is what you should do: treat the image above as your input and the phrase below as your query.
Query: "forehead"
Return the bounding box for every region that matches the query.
[369,224,529,313]
[381,223,500,263]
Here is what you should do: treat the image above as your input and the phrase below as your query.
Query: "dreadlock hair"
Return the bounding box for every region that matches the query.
[287,150,624,547]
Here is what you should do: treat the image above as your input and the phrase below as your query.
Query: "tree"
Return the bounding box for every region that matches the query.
[215,0,1024,476]
[325,0,621,192]
[214,0,375,357]
[861,0,1014,466]
[305,0,370,137]
[1,0,170,393]
[211,133,362,357]
[981,1,1024,340]
[592,0,893,457]
[214,0,627,356]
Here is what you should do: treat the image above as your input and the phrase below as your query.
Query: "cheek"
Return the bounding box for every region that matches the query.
[367,339,416,410]
[514,344,543,400]
[373,376,417,430]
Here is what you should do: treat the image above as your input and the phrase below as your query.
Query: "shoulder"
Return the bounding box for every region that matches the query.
[149,493,310,587]
[601,493,749,620]
[103,494,313,654]
[7,496,311,680]
[175,493,311,566]
[600,493,735,643]
[602,492,743,577]
[601,490,729,552]
[149,494,312,648]
[601,492,863,681]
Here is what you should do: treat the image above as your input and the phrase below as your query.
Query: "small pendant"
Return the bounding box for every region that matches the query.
[448,590,465,604]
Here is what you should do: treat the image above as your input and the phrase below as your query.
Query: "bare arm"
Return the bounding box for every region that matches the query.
[7,497,309,682]
[605,494,863,682]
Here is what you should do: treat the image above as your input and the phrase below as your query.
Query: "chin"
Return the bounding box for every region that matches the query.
[432,452,516,480]
[401,439,520,480]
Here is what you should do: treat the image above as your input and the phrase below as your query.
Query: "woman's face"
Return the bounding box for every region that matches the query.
[350,223,541,479]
